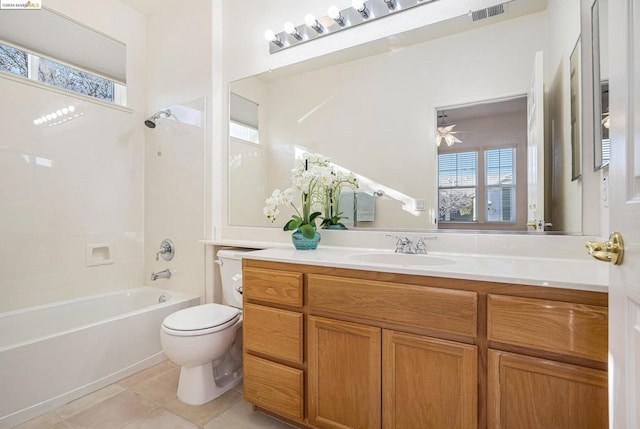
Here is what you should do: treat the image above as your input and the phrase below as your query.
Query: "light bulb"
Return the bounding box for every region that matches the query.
[284,21,296,34]
[264,29,284,46]
[352,0,370,18]
[68,105,75,112]
[304,14,316,27]
[384,0,396,10]
[62,108,69,114]
[56,110,62,116]
[264,29,276,42]
[305,13,324,33]
[328,5,346,25]
[284,21,303,40]
[328,5,340,19]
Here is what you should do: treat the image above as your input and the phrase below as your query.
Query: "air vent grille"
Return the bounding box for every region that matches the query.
[471,4,506,22]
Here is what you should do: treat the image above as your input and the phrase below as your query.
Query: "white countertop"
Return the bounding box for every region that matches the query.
[242,247,609,293]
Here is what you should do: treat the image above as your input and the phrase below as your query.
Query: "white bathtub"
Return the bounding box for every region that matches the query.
[0,287,199,428]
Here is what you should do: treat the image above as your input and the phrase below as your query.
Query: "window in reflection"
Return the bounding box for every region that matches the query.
[438,151,478,222]
[486,148,516,222]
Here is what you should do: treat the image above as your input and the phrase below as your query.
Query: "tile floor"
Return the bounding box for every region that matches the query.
[13,360,294,429]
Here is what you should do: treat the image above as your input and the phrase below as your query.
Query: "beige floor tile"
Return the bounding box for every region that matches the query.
[165,389,242,427]
[117,360,175,388]
[119,407,199,429]
[54,384,126,419]
[12,411,63,429]
[63,390,159,429]
[129,365,180,405]
[49,422,74,429]
[203,399,294,429]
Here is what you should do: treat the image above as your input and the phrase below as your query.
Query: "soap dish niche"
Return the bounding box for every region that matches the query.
[86,243,113,267]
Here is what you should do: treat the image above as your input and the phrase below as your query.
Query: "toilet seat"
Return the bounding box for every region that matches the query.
[162,303,241,337]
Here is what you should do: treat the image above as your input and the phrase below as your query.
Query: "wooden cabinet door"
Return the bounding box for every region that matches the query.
[488,350,608,429]
[308,316,381,429]
[382,330,478,429]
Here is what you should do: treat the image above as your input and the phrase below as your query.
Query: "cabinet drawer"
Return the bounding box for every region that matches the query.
[244,303,303,364]
[487,294,608,362]
[308,274,477,337]
[243,354,304,421]
[243,267,303,307]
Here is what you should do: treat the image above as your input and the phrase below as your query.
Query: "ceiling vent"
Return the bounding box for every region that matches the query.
[471,3,506,22]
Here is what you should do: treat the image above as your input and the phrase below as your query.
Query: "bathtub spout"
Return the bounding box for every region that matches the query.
[151,269,171,281]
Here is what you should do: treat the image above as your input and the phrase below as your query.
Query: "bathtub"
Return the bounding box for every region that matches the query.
[0,287,199,428]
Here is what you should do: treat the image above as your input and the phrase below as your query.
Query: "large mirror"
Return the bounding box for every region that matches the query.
[229,0,589,234]
[592,0,610,170]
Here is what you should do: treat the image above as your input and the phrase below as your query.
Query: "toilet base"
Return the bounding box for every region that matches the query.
[176,361,243,406]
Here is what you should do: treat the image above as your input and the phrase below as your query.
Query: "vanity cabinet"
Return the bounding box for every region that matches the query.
[487,294,608,428]
[242,259,608,429]
[242,267,305,421]
[307,274,478,429]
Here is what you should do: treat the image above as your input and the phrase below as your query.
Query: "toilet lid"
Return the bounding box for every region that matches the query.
[162,303,240,332]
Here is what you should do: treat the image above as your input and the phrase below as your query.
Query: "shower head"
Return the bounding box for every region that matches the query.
[144,109,171,128]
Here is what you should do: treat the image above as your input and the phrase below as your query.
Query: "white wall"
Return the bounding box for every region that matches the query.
[0,0,146,312]
[142,0,212,301]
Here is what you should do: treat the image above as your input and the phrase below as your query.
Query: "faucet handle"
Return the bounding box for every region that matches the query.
[386,234,406,252]
[415,236,436,254]
[156,239,175,261]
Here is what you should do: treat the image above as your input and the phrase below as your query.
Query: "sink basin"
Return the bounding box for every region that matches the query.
[347,252,456,267]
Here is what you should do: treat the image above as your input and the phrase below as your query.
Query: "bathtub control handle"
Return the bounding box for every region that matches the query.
[156,239,175,262]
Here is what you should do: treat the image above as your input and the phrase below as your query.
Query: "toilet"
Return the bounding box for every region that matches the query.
[160,248,250,405]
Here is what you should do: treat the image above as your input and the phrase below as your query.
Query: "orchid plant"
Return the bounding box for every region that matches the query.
[320,170,359,229]
[264,153,333,239]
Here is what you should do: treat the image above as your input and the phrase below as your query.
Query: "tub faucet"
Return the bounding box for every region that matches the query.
[151,269,171,281]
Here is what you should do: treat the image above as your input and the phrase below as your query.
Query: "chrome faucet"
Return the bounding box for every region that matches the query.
[151,269,171,281]
[387,235,436,254]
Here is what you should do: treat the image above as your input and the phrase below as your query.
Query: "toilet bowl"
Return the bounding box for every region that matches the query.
[160,248,251,405]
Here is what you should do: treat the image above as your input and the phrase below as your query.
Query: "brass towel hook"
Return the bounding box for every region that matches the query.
[585,232,624,265]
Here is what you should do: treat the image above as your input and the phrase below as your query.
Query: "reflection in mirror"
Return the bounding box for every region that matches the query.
[570,37,582,181]
[436,98,528,231]
[228,0,585,234]
[592,0,610,169]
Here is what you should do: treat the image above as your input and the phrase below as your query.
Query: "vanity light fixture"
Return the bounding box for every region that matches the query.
[264,29,284,47]
[353,0,371,18]
[328,5,346,26]
[305,14,325,34]
[284,22,303,40]
[265,0,438,53]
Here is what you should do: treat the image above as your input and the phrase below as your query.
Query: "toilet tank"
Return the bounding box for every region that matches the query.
[216,248,254,308]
